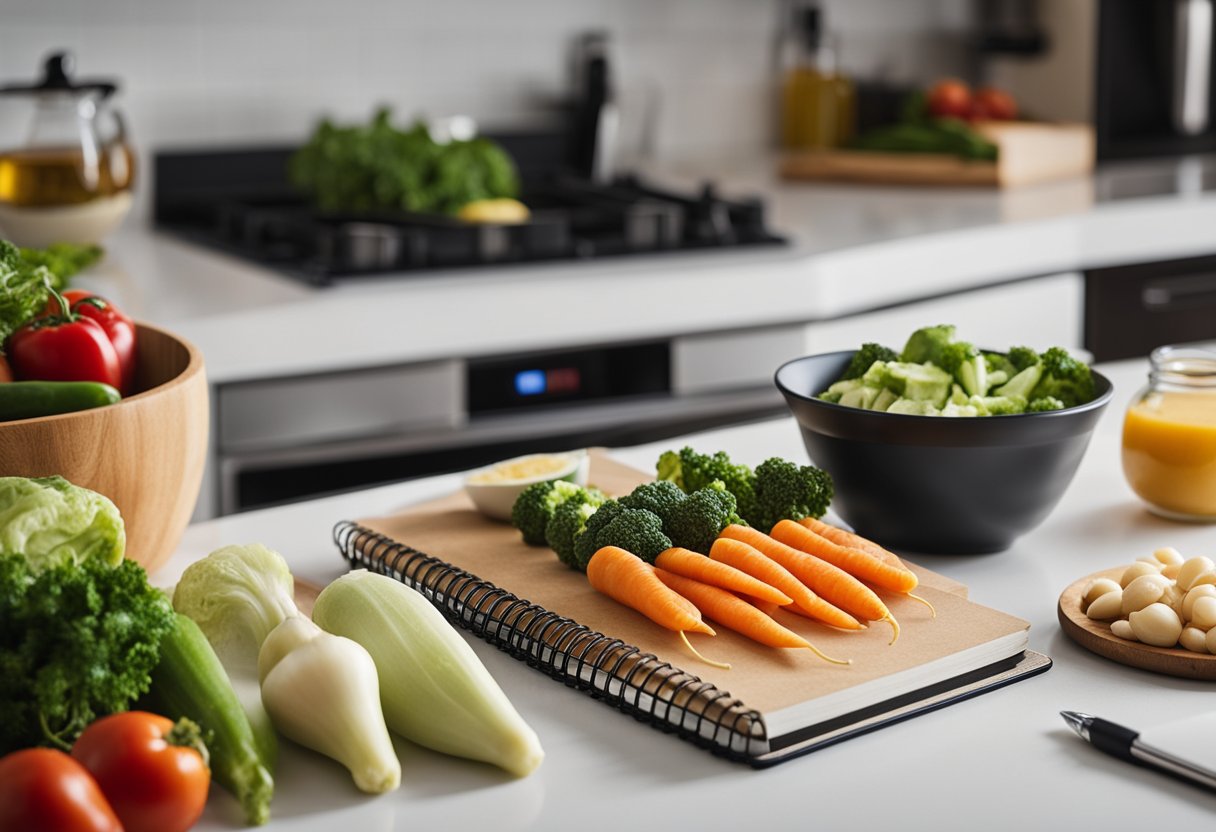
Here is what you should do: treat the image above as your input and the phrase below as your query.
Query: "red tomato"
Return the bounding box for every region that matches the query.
[0,354,11,383]
[45,290,137,394]
[8,313,122,388]
[0,748,124,832]
[971,86,1018,120]
[926,78,972,119]
[72,712,210,832]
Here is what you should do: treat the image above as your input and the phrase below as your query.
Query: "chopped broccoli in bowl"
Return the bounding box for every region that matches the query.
[816,325,1098,417]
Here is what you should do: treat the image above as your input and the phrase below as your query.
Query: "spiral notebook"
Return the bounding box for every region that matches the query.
[332,456,1050,766]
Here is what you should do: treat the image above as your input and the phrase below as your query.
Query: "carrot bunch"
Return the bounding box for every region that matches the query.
[584,516,932,669]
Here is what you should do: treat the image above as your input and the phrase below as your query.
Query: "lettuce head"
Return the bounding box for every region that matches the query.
[0,476,125,569]
[173,543,299,672]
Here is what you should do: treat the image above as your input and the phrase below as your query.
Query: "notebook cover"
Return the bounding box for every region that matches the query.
[335,453,1043,761]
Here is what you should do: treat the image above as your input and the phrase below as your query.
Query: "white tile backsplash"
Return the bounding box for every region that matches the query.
[0,0,972,213]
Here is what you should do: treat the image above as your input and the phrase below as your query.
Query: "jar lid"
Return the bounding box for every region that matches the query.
[0,52,117,99]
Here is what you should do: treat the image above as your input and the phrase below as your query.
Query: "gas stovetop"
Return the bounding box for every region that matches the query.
[153,141,786,286]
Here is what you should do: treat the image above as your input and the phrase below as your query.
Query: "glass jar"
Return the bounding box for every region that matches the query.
[0,51,133,246]
[1122,346,1216,521]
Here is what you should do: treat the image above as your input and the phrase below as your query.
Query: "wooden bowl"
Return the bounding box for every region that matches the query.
[0,323,208,575]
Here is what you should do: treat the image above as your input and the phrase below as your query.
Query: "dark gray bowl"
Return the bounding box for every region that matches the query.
[774,351,1114,554]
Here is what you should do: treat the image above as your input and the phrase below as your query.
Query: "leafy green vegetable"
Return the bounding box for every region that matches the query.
[0,241,53,345]
[17,243,102,286]
[289,109,520,215]
[0,240,103,346]
[850,118,998,160]
[0,476,125,570]
[0,554,175,752]
[172,543,300,672]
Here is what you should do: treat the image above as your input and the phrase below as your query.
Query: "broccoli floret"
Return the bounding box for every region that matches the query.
[665,482,743,554]
[619,480,687,525]
[984,352,1016,377]
[995,364,1044,400]
[1028,396,1066,412]
[749,458,834,533]
[839,342,899,381]
[969,394,1027,416]
[900,324,956,366]
[657,447,756,522]
[937,341,989,397]
[862,360,953,406]
[546,501,600,569]
[1031,347,1095,408]
[571,500,624,568]
[572,505,671,569]
[1007,346,1039,372]
[510,480,599,546]
[887,398,941,416]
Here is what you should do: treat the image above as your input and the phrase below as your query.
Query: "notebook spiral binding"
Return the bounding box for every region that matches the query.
[333,520,769,759]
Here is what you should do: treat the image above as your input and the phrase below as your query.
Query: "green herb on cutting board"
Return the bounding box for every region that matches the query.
[289,108,520,215]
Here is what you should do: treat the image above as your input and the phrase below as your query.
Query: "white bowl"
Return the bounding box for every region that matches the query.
[464,450,591,521]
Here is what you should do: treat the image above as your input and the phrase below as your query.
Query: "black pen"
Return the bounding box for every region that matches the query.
[1060,710,1216,791]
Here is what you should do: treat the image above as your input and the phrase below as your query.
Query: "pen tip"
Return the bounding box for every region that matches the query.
[1059,710,1092,739]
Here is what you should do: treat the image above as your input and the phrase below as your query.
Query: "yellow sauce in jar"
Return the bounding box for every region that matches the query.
[1122,390,1216,519]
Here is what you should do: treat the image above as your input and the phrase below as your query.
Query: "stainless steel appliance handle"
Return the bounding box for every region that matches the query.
[1174,0,1213,136]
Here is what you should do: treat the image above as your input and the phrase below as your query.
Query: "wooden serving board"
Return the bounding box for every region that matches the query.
[780,120,1094,188]
[1058,567,1216,681]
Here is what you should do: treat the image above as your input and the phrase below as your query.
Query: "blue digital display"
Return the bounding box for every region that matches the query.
[514,369,546,396]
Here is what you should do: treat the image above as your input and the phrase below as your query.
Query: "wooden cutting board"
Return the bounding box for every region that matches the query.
[1058,567,1216,680]
[780,120,1094,188]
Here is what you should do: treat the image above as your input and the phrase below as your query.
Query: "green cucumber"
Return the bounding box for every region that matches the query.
[0,381,120,421]
[147,612,275,826]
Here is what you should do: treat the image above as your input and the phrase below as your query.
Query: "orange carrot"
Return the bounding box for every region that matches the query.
[794,517,916,589]
[586,546,728,668]
[709,538,862,631]
[720,525,901,644]
[792,518,936,617]
[655,568,850,665]
[773,519,917,593]
[654,547,792,606]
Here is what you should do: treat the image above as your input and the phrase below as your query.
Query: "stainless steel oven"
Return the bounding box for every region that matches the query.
[200,326,806,516]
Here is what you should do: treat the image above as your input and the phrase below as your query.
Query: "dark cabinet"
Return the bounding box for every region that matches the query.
[1085,253,1216,362]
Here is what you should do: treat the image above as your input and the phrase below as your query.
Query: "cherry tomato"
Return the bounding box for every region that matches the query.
[0,747,124,832]
[72,712,210,832]
[926,78,972,119]
[971,86,1018,121]
[8,312,122,389]
[45,290,137,394]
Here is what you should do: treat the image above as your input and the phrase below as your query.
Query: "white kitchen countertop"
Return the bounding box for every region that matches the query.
[161,356,1216,830]
[80,155,1216,385]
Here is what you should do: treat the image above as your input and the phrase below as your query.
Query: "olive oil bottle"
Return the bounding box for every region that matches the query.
[779,4,855,150]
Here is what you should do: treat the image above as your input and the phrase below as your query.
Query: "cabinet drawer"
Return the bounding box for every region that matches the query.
[217,360,463,452]
[1085,254,1216,362]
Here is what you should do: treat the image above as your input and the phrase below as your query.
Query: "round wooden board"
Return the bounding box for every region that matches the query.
[1058,568,1216,680]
